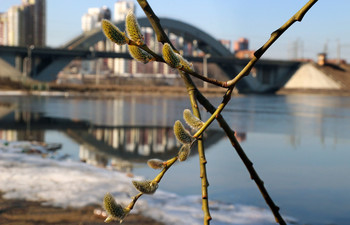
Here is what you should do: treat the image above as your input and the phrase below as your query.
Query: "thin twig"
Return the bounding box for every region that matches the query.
[226,0,318,88]
[136,0,177,52]
[192,86,233,139]
[125,156,178,213]
[129,39,227,88]
[180,67,228,88]
[153,156,178,183]
[194,88,286,225]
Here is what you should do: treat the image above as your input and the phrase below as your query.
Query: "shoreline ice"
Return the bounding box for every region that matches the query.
[0,140,295,225]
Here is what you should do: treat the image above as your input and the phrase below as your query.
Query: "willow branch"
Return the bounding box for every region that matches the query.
[136,0,228,89]
[135,1,318,225]
[136,1,213,223]
[128,40,226,87]
[137,0,177,52]
[226,0,318,88]
[194,88,286,225]
[180,71,212,224]
[126,156,178,212]
[192,86,233,139]
[126,192,142,211]
[153,156,178,183]
[180,67,228,88]
[191,0,316,158]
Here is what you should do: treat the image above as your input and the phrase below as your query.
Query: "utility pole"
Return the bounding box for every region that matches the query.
[203,54,210,88]
[337,39,341,64]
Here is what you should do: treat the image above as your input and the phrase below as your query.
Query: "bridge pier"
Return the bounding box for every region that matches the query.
[15,55,24,74]
[0,46,38,78]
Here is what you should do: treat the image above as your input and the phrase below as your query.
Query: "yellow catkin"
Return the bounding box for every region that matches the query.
[132,180,158,194]
[176,53,194,72]
[147,159,165,169]
[103,193,128,223]
[173,120,194,144]
[162,43,180,68]
[101,19,127,45]
[128,45,153,64]
[125,10,143,44]
[183,109,204,130]
[178,144,191,162]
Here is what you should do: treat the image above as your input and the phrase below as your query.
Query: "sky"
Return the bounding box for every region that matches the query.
[1,0,350,62]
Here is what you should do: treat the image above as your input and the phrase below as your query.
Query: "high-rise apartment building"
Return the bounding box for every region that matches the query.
[0,0,46,47]
[111,1,135,76]
[7,5,21,46]
[80,0,176,77]
[31,0,46,46]
[0,13,8,45]
[81,6,111,74]
[114,0,135,22]
[81,6,111,32]
[234,37,249,52]
[234,38,254,59]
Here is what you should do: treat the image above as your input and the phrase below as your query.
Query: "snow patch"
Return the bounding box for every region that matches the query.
[0,140,296,225]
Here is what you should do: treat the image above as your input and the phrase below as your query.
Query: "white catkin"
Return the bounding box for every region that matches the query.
[183,109,204,130]
[132,180,158,194]
[173,120,194,144]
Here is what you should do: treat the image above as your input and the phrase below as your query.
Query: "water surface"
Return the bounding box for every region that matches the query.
[0,94,349,225]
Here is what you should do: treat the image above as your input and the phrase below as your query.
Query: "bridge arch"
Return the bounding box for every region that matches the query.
[64,17,232,56]
[35,17,233,81]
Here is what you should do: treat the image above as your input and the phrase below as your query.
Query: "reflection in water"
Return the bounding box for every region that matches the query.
[68,126,225,172]
[0,109,226,172]
[0,129,45,142]
[223,95,350,149]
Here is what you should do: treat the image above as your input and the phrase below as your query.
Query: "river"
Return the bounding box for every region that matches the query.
[0,93,349,225]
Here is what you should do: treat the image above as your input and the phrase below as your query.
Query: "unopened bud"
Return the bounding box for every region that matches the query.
[147,159,165,169]
[102,19,127,45]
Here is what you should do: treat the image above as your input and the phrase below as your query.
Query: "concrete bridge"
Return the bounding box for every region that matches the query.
[0,17,302,93]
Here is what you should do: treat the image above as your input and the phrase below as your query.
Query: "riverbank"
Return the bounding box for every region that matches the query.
[0,141,162,225]
[0,192,163,225]
[0,77,229,97]
[4,79,350,97]
[277,88,350,96]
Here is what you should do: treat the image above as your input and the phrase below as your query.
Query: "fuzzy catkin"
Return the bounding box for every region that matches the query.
[128,45,153,64]
[101,19,127,45]
[132,180,158,194]
[178,144,191,161]
[162,43,180,68]
[126,10,143,43]
[183,109,204,130]
[173,120,194,144]
[147,159,165,169]
[177,53,194,72]
[103,193,127,223]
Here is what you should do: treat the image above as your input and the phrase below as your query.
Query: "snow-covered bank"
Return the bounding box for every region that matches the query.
[0,140,295,225]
